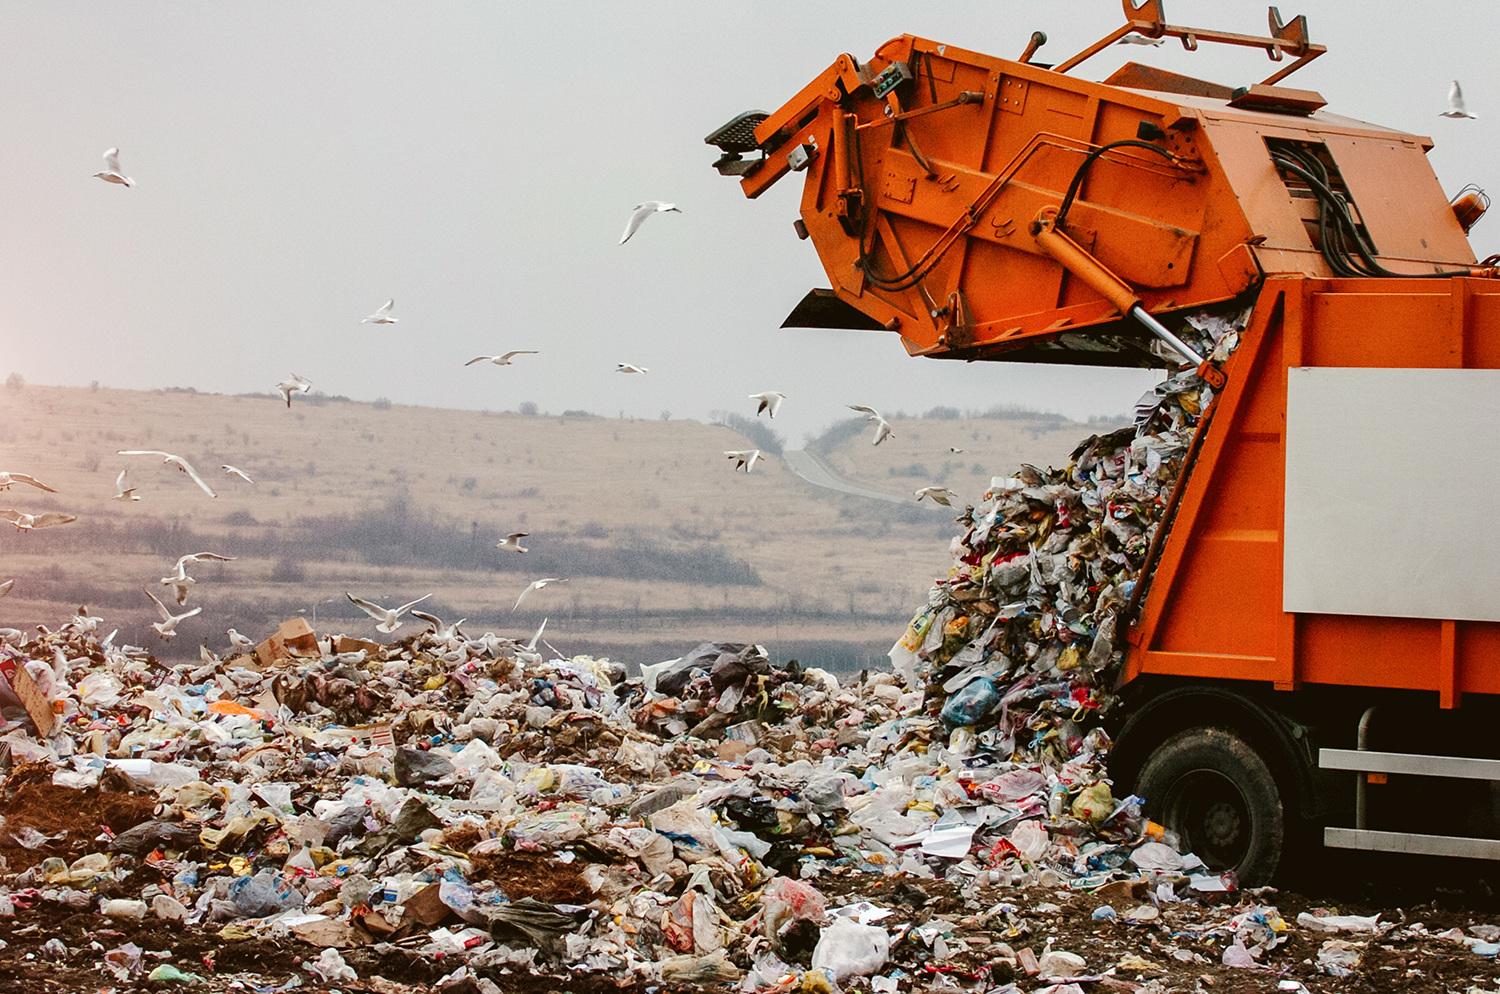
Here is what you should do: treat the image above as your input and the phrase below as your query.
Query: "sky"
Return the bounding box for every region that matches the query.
[0,2,1496,447]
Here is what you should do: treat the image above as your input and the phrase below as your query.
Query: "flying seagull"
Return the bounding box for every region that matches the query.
[0,472,57,493]
[222,465,254,484]
[465,351,538,367]
[616,363,648,374]
[112,468,141,501]
[160,552,236,606]
[143,588,200,640]
[117,450,217,498]
[915,486,959,506]
[0,580,12,598]
[496,531,529,553]
[949,446,966,453]
[1117,34,1164,46]
[1442,80,1478,119]
[0,509,76,532]
[276,374,312,408]
[93,148,134,187]
[847,405,894,445]
[750,391,785,418]
[346,592,432,633]
[619,201,680,244]
[725,449,761,473]
[512,577,567,612]
[362,299,397,324]
[411,610,466,641]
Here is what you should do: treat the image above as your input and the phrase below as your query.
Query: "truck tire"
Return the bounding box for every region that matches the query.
[1135,727,1284,886]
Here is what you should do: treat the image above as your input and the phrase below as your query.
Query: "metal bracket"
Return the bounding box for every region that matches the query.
[1055,2,1326,86]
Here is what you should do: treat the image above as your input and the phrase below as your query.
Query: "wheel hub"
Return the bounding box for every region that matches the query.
[1202,800,1242,847]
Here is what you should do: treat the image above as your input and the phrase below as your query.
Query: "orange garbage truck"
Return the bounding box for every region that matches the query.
[711,0,1500,883]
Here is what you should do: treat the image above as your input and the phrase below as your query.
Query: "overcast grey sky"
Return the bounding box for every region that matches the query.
[1,2,1495,445]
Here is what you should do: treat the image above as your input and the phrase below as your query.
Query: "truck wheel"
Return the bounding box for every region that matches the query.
[1135,727,1284,886]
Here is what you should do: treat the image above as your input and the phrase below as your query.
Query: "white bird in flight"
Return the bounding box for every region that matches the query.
[750,392,785,418]
[362,299,398,324]
[0,580,12,598]
[949,446,966,453]
[0,472,57,493]
[93,148,134,187]
[725,449,761,473]
[276,374,312,408]
[112,468,141,501]
[222,465,254,484]
[619,201,680,244]
[1442,80,1478,119]
[143,589,200,640]
[848,405,894,445]
[117,450,217,498]
[1117,34,1164,46]
[616,363,648,374]
[915,486,959,506]
[465,351,538,367]
[512,577,567,612]
[346,591,432,633]
[411,610,466,641]
[160,552,236,606]
[496,531,529,553]
[0,509,76,532]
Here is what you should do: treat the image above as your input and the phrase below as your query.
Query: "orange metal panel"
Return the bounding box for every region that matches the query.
[1440,620,1459,710]
[1131,277,1500,703]
[1297,615,1443,690]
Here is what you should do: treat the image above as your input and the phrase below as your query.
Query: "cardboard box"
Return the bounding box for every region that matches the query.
[278,617,320,657]
[254,633,286,669]
[335,636,382,655]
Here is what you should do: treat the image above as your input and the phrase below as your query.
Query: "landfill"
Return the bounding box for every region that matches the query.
[1,317,1499,993]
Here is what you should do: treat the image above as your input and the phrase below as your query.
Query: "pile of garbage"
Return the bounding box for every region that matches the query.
[3,305,1446,992]
[889,307,1248,776]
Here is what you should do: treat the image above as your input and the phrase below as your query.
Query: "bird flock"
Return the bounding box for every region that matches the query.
[0,127,1098,647]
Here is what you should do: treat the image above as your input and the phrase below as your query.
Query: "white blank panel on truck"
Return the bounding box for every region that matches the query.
[1284,366,1500,623]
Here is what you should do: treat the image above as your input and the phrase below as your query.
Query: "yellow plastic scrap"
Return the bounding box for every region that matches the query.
[1070,781,1115,825]
[522,766,558,793]
[217,924,256,942]
[229,856,252,876]
[423,675,448,690]
[800,967,836,994]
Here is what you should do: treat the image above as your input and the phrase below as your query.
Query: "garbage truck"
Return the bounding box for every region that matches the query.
[709,0,1500,884]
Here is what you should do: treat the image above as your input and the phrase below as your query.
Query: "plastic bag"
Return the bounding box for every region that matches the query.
[304,947,357,983]
[810,917,890,981]
[230,869,303,918]
[940,676,1001,728]
[761,877,827,939]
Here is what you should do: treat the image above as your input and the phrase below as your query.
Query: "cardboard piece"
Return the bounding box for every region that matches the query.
[401,882,456,927]
[254,633,286,669]
[254,618,322,667]
[278,618,319,657]
[0,658,56,737]
[336,636,382,655]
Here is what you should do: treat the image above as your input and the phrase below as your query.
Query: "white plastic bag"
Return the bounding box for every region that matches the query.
[810,917,890,981]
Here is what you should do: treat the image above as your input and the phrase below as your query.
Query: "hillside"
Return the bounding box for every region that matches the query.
[0,385,1103,668]
[813,406,1128,502]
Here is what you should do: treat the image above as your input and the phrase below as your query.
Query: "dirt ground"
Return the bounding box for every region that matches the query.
[3,772,1500,992]
[4,863,1500,993]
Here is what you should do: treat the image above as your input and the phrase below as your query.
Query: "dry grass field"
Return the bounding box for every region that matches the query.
[0,384,1115,668]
